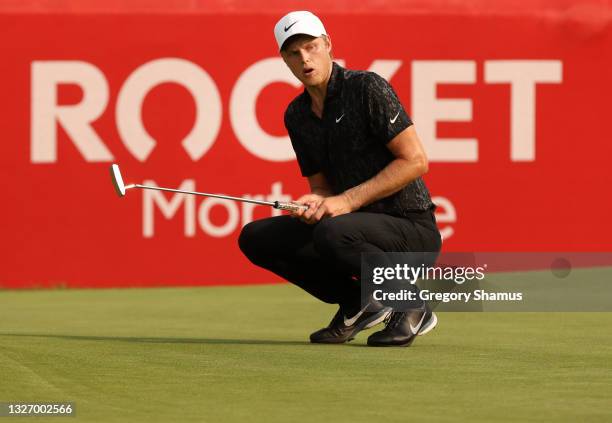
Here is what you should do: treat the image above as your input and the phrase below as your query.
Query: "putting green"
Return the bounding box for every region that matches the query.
[1,284,611,422]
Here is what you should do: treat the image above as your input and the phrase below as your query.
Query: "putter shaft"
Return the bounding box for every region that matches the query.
[131,184,308,212]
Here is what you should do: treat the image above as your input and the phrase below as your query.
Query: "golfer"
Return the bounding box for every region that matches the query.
[239,11,442,347]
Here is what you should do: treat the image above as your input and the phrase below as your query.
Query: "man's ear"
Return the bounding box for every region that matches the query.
[325,35,332,52]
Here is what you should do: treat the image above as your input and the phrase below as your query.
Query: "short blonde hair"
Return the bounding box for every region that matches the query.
[281,34,332,59]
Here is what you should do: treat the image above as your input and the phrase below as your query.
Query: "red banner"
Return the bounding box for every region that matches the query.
[1,5,611,288]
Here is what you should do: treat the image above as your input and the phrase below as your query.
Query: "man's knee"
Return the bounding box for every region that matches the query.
[238,217,295,263]
[238,221,261,261]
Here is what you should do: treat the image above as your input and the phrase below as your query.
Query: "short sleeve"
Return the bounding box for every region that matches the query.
[363,72,413,144]
[285,109,320,177]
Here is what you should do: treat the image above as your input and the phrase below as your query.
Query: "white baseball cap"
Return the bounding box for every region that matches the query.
[274,11,327,51]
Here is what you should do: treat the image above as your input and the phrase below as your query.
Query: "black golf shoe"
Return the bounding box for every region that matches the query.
[310,301,391,344]
[367,304,437,347]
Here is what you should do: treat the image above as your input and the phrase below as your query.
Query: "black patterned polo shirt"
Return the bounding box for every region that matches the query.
[284,62,434,216]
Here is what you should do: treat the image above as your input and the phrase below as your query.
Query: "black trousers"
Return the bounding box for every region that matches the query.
[238,210,442,310]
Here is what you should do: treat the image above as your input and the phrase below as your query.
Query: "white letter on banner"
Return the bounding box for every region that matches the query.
[230,58,300,162]
[31,61,112,163]
[117,58,222,162]
[485,60,563,161]
[412,61,477,162]
[198,198,240,238]
[241,194,265,227]
[432,196,456,241]
[143,179,196,238]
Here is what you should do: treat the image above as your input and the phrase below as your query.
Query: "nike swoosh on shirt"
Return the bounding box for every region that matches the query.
[409,313,427,334]
[390,111,400,124]
[335,113,345,123]
[343,305,369,326]
[284,21,298,32]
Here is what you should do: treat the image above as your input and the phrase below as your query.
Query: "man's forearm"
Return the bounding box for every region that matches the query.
[342,157,427,210]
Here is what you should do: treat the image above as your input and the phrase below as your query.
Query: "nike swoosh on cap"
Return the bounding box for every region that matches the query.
[284,21,298,32]
[335,113,345,123]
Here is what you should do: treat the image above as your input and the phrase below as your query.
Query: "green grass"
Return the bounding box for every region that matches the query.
[1,284,611,422]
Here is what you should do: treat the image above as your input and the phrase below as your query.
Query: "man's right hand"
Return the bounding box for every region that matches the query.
[291,193,326,224]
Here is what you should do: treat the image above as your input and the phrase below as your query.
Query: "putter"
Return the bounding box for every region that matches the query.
[110,164,308,212]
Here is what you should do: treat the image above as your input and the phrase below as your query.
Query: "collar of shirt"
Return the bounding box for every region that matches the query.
[300,61,344,117]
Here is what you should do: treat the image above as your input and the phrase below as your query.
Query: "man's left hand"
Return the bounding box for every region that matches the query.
[312,194,354,222]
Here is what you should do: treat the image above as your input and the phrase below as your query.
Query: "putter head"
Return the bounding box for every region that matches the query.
[110,164,127,197]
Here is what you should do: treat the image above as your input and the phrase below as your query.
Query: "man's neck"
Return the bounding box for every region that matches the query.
[306,62,333,118]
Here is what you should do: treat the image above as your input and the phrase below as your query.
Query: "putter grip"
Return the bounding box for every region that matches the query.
[275,201,309,212]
